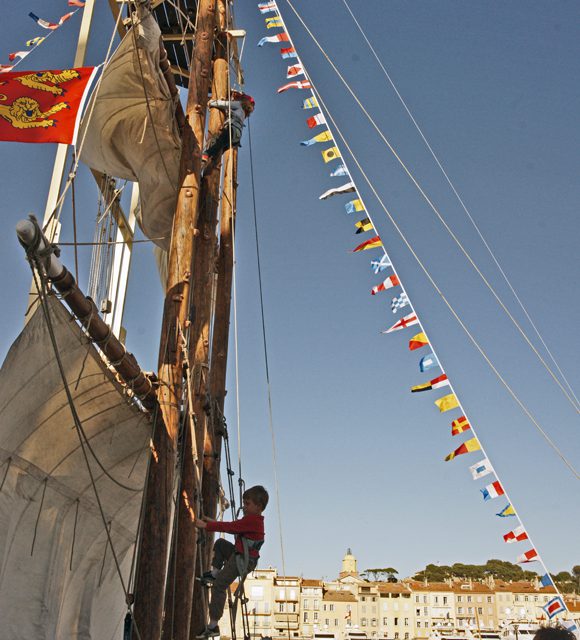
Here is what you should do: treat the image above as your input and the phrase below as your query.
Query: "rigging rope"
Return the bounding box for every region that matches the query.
[247,121,293,640]
[282,0,580,416]
[340,0,580,413]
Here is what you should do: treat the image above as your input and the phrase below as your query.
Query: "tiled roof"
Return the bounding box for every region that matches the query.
[377,584,412,594]
[324,590,357,602]
[302,579,323,587]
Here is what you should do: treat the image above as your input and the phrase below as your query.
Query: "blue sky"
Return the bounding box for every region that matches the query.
[0,1,578,582]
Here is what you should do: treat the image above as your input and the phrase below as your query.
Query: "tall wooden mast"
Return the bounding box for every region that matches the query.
[160,24,230,640]
[131,0,217,637]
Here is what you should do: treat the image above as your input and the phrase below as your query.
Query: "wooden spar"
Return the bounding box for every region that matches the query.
[190,146,239,639]
[15,218,157,410]
[131,0,217,637]
[160,32,229,640]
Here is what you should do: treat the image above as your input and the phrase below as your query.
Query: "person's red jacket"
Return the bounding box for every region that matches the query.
[206,514,264,558]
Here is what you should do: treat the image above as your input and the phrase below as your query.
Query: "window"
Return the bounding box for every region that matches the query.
[278,603,285,613]
[347,605,351,612]
[423,596,427,604]
[416,609,421,616]
[335,619,339,627]
[435,596,439,604]
[487,596,492,603]
[304,612,309,623]
[325,619,330,626]
[290,589,296,600]
[534,596,538,602]
[457,596,462,603]
[362,597,366,602]
[544,596,548,602]
[443,596,448,605]
[383,618,388,625]
[372,597,377,602]
[362,618,367,627]
[394,633,399,639]
[458,607,464,614]
[525,596,529,602]
[467,596,472,603]
[394,617,399,626]
[303,599,309,609]
[478,608,483,615]
[415,596,420,603]
[323,604,327,612]
[425,622,429,628]
[279,589,285,600]
[292,603,297,613]
[404,634,409,640]
[424,608,428,617]
[251,586,264,598]
[515,596,520,602]
[314,600,319,610]
[468,607,473,615]
[372,619,378,627]
[330,605,335,612]
[314,613,318,622]
[417,622,421,628]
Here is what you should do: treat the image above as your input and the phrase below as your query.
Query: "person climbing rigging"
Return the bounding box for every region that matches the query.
[195,485,268,639]
[201,91,255,174]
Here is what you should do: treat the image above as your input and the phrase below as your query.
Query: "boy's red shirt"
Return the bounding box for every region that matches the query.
[205,514,264,558]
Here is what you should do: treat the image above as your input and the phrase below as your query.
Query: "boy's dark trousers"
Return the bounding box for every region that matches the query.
[209,538,257,622]
[204,125,242,162]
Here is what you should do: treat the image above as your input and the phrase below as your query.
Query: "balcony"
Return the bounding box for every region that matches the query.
[274,613,299,629]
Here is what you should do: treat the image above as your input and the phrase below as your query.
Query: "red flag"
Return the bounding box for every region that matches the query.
[451,416,470,436]
[277,80,312,93]
[503,526,528,543]
[68,0,86,6]
[0,67,96,144]
[409,332,428,351]
[371,274,399,295]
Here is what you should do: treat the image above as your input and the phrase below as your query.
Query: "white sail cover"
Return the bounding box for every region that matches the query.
[0,297,149,639]
[80,11,181,251]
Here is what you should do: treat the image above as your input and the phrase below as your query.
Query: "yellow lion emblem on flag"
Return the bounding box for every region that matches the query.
[15,69,81,96]
[0,95,69,129]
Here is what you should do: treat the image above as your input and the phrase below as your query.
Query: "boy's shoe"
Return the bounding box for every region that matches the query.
[196,625,220,638]
[196,571,216,587]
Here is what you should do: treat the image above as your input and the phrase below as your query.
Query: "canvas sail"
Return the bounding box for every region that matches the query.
[79,10,181,251]
[0,297,149,639]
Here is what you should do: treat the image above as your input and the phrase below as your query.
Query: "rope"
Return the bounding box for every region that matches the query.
[30,477,48,556]
[69,498,80,571]
[0,457,11,492]
[341,0,580,414]
[282,0,580,416]
[306,80,580,480]
[247,120,292,640]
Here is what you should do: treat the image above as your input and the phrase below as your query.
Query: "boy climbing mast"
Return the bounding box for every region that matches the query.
[195,485,268,638]
[201,91,255,174]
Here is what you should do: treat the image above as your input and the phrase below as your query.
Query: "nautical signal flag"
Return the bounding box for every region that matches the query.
[480,480,504,501]
[434,393,459,413]
[562,622,578,635]
[306,113,326,128]
[419,353,438,372]
[0,65,14,73]
[409,332,428,351]
[258,33,289,46]
[8,51,30,62]
[29,11,74,30]
[496,503,516,517]
[371,274,399,295]
[371,254,391,273]
[516,548,538,564]
[68,0,86,6]
[503,525,528,543]
[26,37,45,47]
[300,130,332,146]
[445,437,480,461]
[281,47,298,59]
[331,164,348,177]
[265,16,284,28]
[543,596,566,619]
[411,374,449,393]
[451,416,470,435]
[277,79,311,93]
[0,67,96,144]
[319,181,355,200]
[353,235,382,253]
[540,574,553,587]
[345,199,364,214]
[469,458,492,479]
[287,63,304,77]
[258,1,278,13]
[303,96,318,109]
[391,292,410,313]
[322,146,341,162]
[382,312,419,334]
[355,218,373,234]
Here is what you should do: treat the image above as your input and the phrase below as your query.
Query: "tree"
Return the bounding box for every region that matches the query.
[363,567,399,582]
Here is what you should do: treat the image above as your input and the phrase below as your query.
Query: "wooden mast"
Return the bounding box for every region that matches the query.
[160,27,229,640]
[131,0,217,637]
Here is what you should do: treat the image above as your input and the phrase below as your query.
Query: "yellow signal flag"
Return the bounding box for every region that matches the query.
[445,437,481,461]
[434,393,459,413]
[322,146,341,163]
[354,217,374,234]
[265,17,283,28]
[313,130,333,143]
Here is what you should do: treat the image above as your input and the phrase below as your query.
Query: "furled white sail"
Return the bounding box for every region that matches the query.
[0,297,149,639]
[79,10,181,251]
